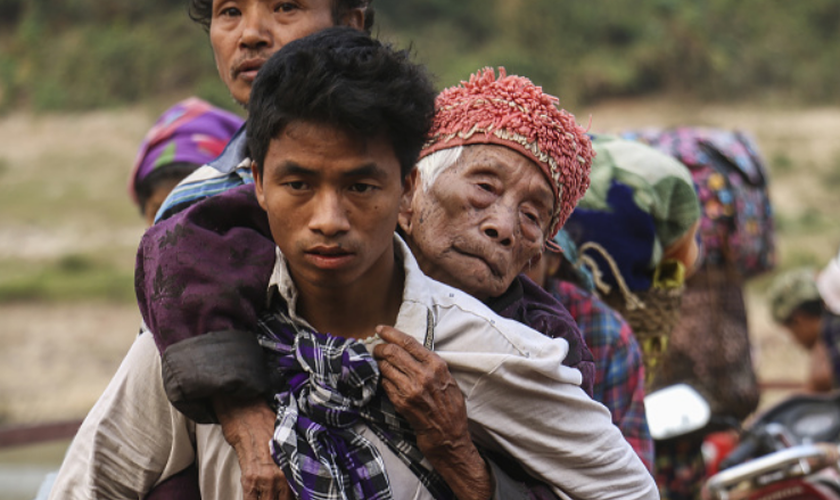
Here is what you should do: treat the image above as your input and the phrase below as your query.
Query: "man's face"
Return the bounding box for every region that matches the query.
[209,0,363,106]
[253,121,406,294]
[400,144,553,300]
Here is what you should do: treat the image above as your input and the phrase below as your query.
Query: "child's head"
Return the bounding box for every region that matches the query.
[246,27,436,182]
[769,268,825,349]
[129,98,243,225]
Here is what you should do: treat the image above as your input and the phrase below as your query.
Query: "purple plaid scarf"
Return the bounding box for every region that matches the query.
[256,295,455,500]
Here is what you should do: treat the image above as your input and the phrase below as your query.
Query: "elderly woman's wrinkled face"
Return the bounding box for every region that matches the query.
[399,145,554,300]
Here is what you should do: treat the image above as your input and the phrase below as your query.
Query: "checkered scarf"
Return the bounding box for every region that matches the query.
[256,297,455,500]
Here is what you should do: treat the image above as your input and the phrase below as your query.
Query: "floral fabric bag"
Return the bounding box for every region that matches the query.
[624,127,775,279]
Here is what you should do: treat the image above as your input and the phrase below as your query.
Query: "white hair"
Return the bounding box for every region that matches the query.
[415,146,464,191]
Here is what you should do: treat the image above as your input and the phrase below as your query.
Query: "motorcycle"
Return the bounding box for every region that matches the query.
[646,386,840,500]
[646,383,727,500]
[703,390,840,500]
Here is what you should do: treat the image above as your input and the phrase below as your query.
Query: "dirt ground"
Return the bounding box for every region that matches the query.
[0,99,838,426]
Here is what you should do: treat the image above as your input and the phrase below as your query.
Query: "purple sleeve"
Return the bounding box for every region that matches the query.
[143,464,201,500]
[135,184,277,422]
[498,276,596,397]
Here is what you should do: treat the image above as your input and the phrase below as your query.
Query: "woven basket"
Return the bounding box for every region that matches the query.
[578,241,686,390]
[602,285,684,391]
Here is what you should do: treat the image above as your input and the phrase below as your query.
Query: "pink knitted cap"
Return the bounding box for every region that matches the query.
[420,67,594,238]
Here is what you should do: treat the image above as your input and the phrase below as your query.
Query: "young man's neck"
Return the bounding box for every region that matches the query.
[293,250,405,341]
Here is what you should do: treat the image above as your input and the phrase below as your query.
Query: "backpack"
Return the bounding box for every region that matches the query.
[622,128,776,279]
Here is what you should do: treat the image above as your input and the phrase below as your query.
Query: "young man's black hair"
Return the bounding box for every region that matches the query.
[246,26,436,179]
[189,0,375,33]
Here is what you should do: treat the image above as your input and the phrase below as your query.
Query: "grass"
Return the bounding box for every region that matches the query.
[0,107,149,305]
[0,255,135,303]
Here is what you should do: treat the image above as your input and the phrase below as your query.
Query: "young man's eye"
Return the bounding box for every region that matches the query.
[275,2,299,13]
[283,181,308,190]
[218,6,240,17]
[349,183,377,193]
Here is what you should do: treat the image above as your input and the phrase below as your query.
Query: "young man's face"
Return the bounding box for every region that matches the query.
[399,144,553,300]
[253,121,405,293]
[209,0,363,106]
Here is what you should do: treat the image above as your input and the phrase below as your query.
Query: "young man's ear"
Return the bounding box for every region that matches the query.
[398,168,420,234]
[341,8,366,31]
[251,161,267,211]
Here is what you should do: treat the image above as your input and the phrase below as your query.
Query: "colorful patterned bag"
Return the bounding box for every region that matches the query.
[623,128,775,278]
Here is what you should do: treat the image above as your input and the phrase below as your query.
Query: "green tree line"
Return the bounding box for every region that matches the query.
[1,0,839,112]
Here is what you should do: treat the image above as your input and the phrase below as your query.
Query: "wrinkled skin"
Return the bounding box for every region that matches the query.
[214,398,294,500]
[400,144,554,301]
[373,325,493,500]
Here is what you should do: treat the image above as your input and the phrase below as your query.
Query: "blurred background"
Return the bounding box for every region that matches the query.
[1,0,839,497]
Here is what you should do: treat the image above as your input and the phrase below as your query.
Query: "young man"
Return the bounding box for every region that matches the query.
[52,29,656,500]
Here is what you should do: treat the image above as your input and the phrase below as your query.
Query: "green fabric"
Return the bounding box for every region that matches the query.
[154,141,178,170]
[578,135,700,258]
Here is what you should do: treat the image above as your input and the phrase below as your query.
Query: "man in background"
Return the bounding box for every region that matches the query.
[768,267,834,392]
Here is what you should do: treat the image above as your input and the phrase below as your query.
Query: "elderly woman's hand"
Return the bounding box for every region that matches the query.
[214,397,295,500]
[373,325,493,500]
